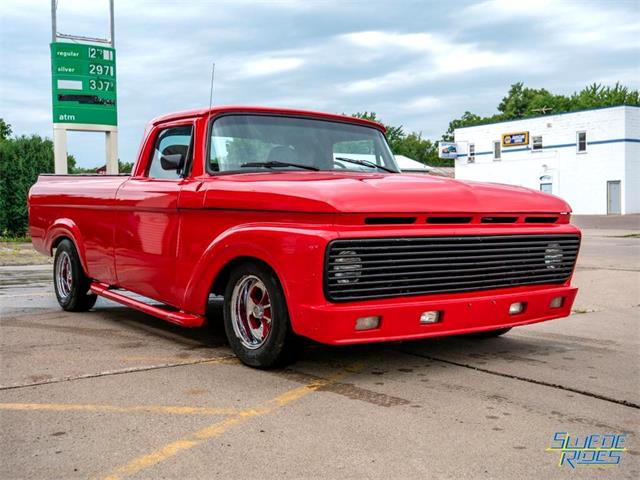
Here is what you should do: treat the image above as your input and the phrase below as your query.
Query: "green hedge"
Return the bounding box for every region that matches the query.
[0,135,54,237]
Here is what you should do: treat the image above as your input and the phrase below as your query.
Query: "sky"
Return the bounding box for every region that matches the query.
[1,0,639,168]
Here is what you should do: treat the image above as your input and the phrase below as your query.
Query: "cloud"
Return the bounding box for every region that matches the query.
[463,0,640,50]
[402,96,443,111]
[339,30,525,93]
[234,56,305,77]
[342,31,435,52]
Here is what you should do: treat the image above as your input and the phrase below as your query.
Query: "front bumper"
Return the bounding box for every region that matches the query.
[295,285,577,345]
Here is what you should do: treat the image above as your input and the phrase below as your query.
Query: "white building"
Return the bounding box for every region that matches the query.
[454,105,640,214]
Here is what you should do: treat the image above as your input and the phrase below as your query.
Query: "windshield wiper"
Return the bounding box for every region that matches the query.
[241,161,319,171]
[334,157,397,173]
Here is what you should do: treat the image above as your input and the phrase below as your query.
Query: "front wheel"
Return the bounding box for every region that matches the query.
[53,239,97,312]
[223,262,298,368]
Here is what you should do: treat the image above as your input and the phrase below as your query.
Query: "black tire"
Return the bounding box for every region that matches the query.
[53,239,97,312]
[223,261,298,369]
[467,327,512,338]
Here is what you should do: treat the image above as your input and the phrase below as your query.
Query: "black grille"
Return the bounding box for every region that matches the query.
[325,234,580,302]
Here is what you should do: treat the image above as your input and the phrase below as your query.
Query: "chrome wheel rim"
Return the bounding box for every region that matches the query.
[55,251,73,299]
[230,275,272,350]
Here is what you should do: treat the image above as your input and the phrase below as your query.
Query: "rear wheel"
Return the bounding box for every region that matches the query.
[223,261,298,368]
[53,239,97,312]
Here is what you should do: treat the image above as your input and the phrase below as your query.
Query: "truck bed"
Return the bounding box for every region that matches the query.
[29,174,131,281]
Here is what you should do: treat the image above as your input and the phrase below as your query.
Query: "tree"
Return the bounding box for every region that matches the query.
[497,82,572,118]
[0,119,12,141]
[119,160,134,173]
[570,82,639,110]
[0,135,54,236]
[391,132,434,164]
[67,154,78,172]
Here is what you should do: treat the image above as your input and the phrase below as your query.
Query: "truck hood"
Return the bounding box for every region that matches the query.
[201,172,571,214]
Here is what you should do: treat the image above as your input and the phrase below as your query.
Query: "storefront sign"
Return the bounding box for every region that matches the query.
[502,132,529,147]
[438,142,458,159]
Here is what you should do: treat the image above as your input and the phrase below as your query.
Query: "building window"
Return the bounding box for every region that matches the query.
[468,143,475,163]
[493,140,501,161]
[577,131,587,153]
[532,135,543,151]
[540,183,552,194]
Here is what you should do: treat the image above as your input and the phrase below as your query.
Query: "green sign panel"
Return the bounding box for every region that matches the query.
[50,43,117,126]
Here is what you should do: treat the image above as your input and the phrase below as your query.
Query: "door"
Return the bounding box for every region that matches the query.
[114,124,194,305]
[607,180,621,215]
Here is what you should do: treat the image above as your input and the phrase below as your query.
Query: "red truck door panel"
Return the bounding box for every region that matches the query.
[75,179,122,284]
[114,124,194,306]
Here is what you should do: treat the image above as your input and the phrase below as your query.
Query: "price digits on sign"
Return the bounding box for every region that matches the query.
[88,47,110,59]
[89,79,114,91]
[89,64,114,76]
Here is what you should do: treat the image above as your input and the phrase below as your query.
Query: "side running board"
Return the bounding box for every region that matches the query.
[90,282,205,328]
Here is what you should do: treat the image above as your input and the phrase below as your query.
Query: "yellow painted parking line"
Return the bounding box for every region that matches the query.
[0,402,238,416]
[102,362,365,480]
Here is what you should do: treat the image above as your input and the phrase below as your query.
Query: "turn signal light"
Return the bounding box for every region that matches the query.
[420,311,441,324]
[509,302,526,315]
[550,296,565,308]
[355,316,381,331]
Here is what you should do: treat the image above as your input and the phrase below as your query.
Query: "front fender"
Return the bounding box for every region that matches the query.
[182,224,334,319]
[45,218,89,274]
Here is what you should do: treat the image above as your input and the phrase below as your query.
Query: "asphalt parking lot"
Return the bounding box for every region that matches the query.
[1,215,639,479]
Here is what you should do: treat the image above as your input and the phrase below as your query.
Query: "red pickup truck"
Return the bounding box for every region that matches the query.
[29,106,581,368]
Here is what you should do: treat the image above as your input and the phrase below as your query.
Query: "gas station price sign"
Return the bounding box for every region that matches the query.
[50,43,117,126]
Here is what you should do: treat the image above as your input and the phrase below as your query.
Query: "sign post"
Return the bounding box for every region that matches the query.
[50,0,118,174]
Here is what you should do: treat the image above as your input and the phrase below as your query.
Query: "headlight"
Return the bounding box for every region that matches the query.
[333,250,362,284]
[544,243,563,269]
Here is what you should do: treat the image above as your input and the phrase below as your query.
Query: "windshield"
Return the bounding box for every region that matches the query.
[208,114,399,173]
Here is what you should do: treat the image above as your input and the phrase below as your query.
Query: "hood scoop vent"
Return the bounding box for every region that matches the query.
[364,217,416,225]
[426,216,472,224]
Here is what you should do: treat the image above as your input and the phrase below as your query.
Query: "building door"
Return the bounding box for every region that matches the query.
[607,180,621,215]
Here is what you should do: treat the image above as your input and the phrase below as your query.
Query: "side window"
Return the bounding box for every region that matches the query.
[148,125,193,179]
[468,143,475,163]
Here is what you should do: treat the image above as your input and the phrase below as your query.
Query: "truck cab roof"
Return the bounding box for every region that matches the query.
[148,105,386,132]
